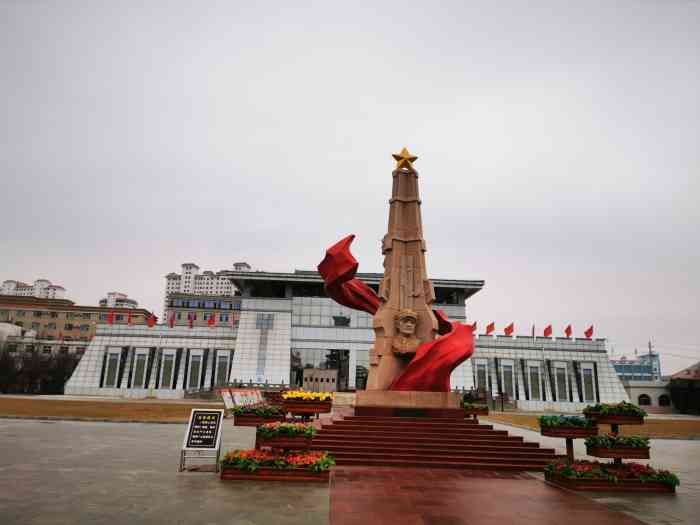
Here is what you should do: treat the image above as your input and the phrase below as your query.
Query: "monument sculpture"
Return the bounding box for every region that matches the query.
[318,149,475,413]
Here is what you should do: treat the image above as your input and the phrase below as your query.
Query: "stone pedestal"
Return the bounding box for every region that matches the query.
[355,390,462,418]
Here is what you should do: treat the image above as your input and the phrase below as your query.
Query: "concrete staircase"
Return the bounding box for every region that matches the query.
[311,415,556,470]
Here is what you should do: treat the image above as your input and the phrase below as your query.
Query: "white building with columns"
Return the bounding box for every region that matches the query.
[1,279,66,299]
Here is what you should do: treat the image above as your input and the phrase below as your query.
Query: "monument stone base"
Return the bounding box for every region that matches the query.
[355,390,463,418]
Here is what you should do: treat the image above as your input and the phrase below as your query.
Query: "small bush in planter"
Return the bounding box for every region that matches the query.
[230,405,284,417]
[584,434,649,449]
[222,449,335,472]
[282,390,334,402]
[461,401,488,410]
[546,460,679,488]
[539,415,594,429]
[583,402,647,417]
[257,422,317,440]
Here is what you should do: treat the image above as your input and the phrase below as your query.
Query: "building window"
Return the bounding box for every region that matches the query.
[333,315,351,327]
[189,355,202,388]
[256,313,274,330]
[76,347,85,355]
[160,354,175,389]
[65,323,74,330]
[554,364,568,401]
[99,313,108,321]
[7,344,17,353]
[48,322,57,330]
[659,394,671,407]
[529,365,541,401]
[33,311,43,317]
[115,315,124,321]
[501,362,515,399]
[104,352,120,387]
[581,364,596,402]
[176,312,182,320]
[50,311,58,318]
[80,325,89,331]
[216,354,229,386]
[60,347,69,354]
[132,354,147,388]
[17,310,26,317]
[82,313,91,319]
[638,394,652,406]
[43,346,52,354]
[25,345,35,353]
[66,313,76,320]
[31,322,40,330]
[220,314,229,322]
[475,362,488,392]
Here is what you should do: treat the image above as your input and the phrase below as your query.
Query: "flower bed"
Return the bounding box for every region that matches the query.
[220,450,334,482]
[539,415,598,438]
[545,460,678,492]
[231,405,286,426]
[585,434,650,459]
[256,422,316,450]
[282,390,334,402]
[583,402,647,425]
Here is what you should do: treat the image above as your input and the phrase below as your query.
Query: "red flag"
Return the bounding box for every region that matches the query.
[147,314,156,327]
[564,325,572,338]
[584,325,594,339]
[127,312,133,325]
[188,313,193,328]
[486,322,495,335]
[544,325,552,337]
[107,311,115,325]
[208,312,216,327]
[168,311,175,328]
[504,323,514,336]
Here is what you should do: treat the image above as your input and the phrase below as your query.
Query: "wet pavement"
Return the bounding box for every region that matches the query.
[0,418,697,525]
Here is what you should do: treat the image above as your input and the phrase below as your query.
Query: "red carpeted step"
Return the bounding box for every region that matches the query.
[310,443,555,456]
[328,451,551,466]
[331,457,550,470]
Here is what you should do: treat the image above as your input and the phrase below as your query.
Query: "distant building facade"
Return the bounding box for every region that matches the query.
[66,268,629,409]
[611,351,661,381]
[621,379,674,413]
[0,296,153,357]
[99,292,139,309]
[1,279,66,299]
[163,262,249,315]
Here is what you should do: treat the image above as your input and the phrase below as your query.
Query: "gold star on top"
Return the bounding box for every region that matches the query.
[392,147,418,170]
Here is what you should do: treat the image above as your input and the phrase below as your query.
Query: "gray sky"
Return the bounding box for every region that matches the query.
[1,1,698,374]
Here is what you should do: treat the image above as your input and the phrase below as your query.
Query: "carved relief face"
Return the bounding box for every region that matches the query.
[397,316,416,336]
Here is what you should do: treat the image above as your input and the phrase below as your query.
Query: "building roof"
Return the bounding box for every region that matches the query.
[218,269,485,298]
[670,361,700,381]
[0,295,153,316]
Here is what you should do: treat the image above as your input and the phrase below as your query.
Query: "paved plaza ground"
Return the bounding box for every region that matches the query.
[1,417,698,525]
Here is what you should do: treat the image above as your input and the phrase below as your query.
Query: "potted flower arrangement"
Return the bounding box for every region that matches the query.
[282,390,334,415]
[461,401,489,420]
[231,404,285,426]
[539,415,598,438]
[583,402,647,425]
[220,449,335,482]
[545,460,678,492]
[256,421,316,450]
[585,434,650,459]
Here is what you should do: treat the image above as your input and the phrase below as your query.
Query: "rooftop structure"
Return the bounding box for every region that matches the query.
[99,292,139,309]
[1,279,66,299]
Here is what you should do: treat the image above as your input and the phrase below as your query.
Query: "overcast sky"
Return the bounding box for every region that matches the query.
[1,1,698,374]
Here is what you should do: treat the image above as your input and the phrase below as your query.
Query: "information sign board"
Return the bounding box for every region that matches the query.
[179,408,224,472]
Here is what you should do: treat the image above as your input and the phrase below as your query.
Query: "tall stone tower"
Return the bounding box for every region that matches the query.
[367,148,438,390]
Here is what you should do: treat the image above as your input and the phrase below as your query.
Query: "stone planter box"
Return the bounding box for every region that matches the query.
[256,435,312,451]
[540,426,598,439]
[233,414,285,427]
[545,471,673,493]
[282,401,332,415]
[586,446,650,459]
[221,466,330,482]
[584,413,645,426]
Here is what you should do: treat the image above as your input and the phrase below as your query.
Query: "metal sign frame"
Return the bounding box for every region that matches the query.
[179,408,224,472]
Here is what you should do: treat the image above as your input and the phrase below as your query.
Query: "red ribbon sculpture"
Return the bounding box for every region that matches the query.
[318,235,474,392]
